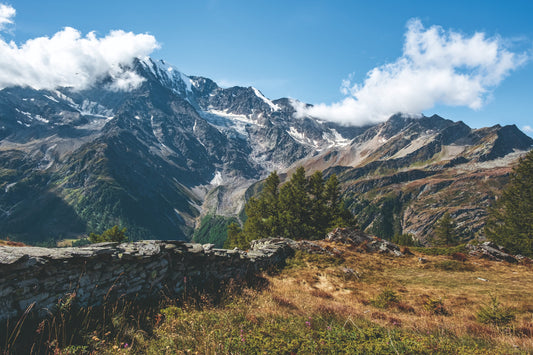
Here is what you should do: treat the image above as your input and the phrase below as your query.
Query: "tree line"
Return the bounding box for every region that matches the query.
[224,167,356,249]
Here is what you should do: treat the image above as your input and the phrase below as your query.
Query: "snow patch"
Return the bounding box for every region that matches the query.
[252,87,279,112]
[34,115,49,123]
[286,127,319,147]
[5,182,16,193]
[44,95,59,103]
[200,108,263,139]
[210,171,224,186]
[322,129,350,148]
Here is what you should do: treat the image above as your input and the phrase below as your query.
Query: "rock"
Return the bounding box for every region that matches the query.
[0,238,295,322]
[467,242,518,263]
[326,228,404,257]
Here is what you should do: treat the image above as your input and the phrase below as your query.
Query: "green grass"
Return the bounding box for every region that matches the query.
[192,214,238,248]
[411,244,468,256]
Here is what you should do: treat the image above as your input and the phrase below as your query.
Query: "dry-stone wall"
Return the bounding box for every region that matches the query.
[0,239,293,321]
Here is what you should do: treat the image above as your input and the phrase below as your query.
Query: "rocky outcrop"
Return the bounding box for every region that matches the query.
[466,241,531,263]
[325,228,404,257]
[0,239,293,321]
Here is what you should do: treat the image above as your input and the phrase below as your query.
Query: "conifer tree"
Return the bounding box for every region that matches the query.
[226,167,357,248]
[308,171,328,237]
[224,222,247,250]
[485,150,533,257]
[278,167,312,240]
[434,212,458,246]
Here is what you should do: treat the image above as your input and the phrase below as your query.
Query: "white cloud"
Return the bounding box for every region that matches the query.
[0,4,15,32]
[523,125,533,133]
[0,4,159,91]
[294,18,528,126]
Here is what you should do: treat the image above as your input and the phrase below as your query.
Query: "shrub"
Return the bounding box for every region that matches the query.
[89,225,127,243]
[451,252,468,262]
[371,289,399,309]
[476,296,515,326]
[433,260,474,272]
[423,297,448,315]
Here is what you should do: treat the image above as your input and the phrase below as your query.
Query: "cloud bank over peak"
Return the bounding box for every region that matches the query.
[0,4,159,91]
[294,18,528,126]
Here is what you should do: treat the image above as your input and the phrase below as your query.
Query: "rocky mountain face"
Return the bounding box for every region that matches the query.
[301,114,532,244]
[0,57,531,244]
[0,58,361,242]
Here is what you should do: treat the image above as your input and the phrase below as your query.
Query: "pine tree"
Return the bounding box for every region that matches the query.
[226,167,357,247]
[278,167,312,240]
[485,150,533,257]
[324,173,356,230]
[307,171,328,238]
[434,212,458,246]
[224,222,247,250]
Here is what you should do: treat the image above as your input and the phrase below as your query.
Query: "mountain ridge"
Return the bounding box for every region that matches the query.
[0,57,531,244]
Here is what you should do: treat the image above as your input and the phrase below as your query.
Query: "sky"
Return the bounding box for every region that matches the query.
[1,0,532,135]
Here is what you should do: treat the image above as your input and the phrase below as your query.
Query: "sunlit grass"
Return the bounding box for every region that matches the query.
[3,240,532,353]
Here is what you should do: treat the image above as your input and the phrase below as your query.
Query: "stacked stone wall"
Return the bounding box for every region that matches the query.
[0,239,293,321]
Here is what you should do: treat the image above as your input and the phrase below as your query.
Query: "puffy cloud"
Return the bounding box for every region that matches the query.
[295,18,528,126]
[0,5,159,91]
[523,125,533,133]
[0,3,15,31]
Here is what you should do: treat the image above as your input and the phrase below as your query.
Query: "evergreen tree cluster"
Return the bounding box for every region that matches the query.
[89,225,128,243]
[225,167,356,249]
[485,149,533,257]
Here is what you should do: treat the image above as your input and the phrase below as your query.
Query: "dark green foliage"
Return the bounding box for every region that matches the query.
[392,233,416,246]
[476,295,515,326]
[485,150,533,257]
[434,212,459,246]
[225,168,356,249]
[278,167,314,240]
[351,193,404,241]
[89,225,127,243]
[193,214,238,248]
[223,222,247,250]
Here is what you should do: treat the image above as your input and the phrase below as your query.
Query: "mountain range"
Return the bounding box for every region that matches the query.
[0,58,531,244]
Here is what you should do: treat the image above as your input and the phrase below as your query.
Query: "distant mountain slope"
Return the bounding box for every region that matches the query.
[298,114,532,243]
[0,57,530,244]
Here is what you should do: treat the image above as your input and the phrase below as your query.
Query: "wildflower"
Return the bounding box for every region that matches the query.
[326,326,332,331]
[305,321,311,328]
[124,343,129,348]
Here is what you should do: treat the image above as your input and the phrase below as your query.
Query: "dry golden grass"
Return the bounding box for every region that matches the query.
[259,241,533,352]
[0,239,26,246]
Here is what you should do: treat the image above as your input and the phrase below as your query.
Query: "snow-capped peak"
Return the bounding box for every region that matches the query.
[140,57,193,94]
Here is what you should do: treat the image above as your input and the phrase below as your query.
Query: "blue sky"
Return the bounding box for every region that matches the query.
[3,0,533,135]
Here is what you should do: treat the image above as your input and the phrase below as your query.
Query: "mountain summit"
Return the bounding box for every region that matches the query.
[0,58,531,243]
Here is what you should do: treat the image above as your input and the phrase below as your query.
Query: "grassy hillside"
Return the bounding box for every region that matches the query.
[192,214,238,248]
[3,242,532,354]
